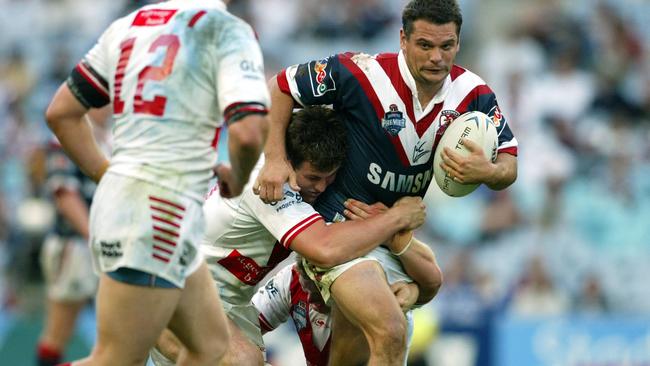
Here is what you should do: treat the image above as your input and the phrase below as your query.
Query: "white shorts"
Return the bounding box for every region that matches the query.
[89,172,204,288]
[40,235,97,301]
[303,246,412,304]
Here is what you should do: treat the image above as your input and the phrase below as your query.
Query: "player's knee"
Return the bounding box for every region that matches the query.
[369,313,407,349]
[184,331,230,364]
[221,348,264,366]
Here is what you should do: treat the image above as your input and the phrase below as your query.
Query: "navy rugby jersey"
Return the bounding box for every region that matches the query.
[277,51,518,221]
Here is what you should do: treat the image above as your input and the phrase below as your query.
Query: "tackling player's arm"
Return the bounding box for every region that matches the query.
[45,85,109,183]
[253,75,298,203]
[344,199,443,305]
[290,196,426,269]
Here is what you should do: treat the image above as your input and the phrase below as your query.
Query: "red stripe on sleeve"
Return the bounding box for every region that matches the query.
[498,146,518,156]
[280,213,322,248]
[75,64,109,99]
[188,10,207,27]
[276,70,291,95]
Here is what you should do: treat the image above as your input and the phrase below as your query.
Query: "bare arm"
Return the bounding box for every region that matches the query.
[253,75,298,203]
[45,83,109,183]
[54,189,90,239]
[344,199,443,305]
[290,197,426,268]
[390,233,442,305]
[217,114,268,198]
[441,139,517,190]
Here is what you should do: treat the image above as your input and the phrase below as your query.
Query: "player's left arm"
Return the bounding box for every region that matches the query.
[441,87,518,189]
[45,85,110,183]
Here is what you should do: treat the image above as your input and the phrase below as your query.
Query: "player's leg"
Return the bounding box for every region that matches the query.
[328,260,407,366]
[327,304,369,366]
[37,299,85,366]
[74,273,183,366]
[151,316,262,366]
[219,317,264,366]
[166,261,230,366]
[38,236,97,366]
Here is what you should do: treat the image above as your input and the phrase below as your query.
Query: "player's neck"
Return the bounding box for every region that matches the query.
[415,83,439,107]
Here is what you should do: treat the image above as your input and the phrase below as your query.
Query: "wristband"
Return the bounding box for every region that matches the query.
[391,235,414,256]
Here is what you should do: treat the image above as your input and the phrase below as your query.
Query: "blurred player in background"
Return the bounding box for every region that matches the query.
[255,0,518,364]
[44,0,269,365]
[150,106,432,366]
[36,107,111,366]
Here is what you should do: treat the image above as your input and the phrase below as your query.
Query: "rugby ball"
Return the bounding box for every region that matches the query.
[433,111,498,197]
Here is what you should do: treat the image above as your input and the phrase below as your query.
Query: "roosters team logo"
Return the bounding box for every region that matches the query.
[490,105,503,127]
[439,109,460,128]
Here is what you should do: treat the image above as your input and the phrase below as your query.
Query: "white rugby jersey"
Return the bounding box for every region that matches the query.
[202,159,323,305]
[253,264,331,366]
[67,0,269,201]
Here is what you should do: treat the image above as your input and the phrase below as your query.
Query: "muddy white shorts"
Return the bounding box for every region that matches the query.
[303,246,412,304]
[40,235,97,301]
[89,172,204,288]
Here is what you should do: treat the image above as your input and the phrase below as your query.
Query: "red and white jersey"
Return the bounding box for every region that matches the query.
[202,159,324,306]
[253,264,331,366]
[67,0,269,201]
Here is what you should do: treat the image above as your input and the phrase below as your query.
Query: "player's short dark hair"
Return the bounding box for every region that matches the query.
[402,0,463,37]
[286,106,347,173]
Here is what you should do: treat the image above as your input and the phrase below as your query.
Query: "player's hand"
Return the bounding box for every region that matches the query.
[440,138,495,185]
[343,199,388,220]
[253,157,299,203]
[391,281,420,312]
[214,163,245,198]
[391,196,426,231]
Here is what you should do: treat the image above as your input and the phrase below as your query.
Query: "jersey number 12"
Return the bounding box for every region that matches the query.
[113,34,180,116]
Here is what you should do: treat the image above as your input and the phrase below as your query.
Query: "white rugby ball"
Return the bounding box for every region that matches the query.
[433,111,498,197]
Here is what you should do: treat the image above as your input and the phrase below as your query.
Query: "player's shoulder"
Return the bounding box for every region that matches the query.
[449,65,492,96]
[449,64,489,88]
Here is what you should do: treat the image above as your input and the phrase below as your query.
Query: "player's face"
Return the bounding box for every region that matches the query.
[400,20,459,92]
[294,162,339,204]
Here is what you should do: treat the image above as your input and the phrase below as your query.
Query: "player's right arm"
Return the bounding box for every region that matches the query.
[45,21,115,183]
[252,76,298,203]
[46,85,110,183]
[290,196,426,268]
[255,55,342,203]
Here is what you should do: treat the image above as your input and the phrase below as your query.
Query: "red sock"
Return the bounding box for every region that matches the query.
[37,342,62,366]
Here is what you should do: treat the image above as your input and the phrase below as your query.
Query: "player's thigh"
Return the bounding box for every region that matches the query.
[95,273,181,359]
[167,262,230,353]
[330,260,405,335]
